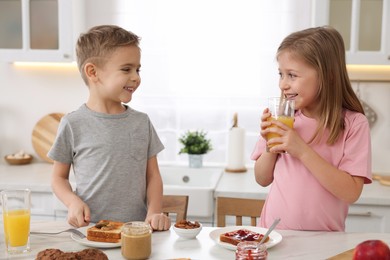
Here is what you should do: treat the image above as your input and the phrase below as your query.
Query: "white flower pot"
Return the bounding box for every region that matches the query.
[188,154,203,168]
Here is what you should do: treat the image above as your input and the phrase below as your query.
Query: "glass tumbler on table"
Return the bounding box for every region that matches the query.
[1,189,31,255]
[266,97,295,152]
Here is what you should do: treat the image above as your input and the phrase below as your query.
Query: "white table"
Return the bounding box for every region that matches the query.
[1,221,390,259]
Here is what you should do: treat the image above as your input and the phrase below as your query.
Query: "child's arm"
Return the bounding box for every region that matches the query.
[51,161,90,227]
[295,142,365,204]
[254,152,278,186]
[254,108,279,186]
[270,119,365,204]
[144,156,171,231]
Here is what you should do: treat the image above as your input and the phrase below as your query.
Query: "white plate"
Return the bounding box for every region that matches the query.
[209,226,282,251]
[70,226,121,248]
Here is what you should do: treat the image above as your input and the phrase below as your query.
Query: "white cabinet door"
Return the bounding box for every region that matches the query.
[30,191,54,217]
[0,0,85,62]
[312,0,390,65]
[346,204,390,232]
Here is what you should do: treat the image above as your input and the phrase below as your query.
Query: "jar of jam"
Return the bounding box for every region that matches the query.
[121,221,152,260]
[235,241,268,260]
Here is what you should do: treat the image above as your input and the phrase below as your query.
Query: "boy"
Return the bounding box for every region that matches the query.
[49,25,170,230]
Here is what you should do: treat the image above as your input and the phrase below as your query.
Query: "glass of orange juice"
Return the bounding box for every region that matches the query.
[1,189,31,254]
[266,97,295,152]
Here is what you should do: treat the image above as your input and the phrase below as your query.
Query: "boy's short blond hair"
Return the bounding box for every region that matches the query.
[76,25,140,85]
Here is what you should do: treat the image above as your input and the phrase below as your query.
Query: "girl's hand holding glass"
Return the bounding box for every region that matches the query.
[264,97,295,152]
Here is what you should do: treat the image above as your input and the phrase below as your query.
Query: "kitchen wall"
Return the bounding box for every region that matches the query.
[1,0,389,173]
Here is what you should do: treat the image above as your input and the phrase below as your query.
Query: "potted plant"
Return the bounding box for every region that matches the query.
[178,130,212,168]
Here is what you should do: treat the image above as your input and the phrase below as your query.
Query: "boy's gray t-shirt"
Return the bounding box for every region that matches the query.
[48,104,164,223]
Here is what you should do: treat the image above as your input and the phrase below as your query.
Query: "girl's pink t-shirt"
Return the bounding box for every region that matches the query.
[251,110,372,231]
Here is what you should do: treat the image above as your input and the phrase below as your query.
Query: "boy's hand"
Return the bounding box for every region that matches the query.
[146,213,171,231]
[67,199,91,228]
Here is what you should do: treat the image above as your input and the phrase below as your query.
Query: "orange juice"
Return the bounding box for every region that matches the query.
[266,116,294,149]
[3,209,30,247]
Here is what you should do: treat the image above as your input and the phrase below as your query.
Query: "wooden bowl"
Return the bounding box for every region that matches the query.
[4,155,33,165]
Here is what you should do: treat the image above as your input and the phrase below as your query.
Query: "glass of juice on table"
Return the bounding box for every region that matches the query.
[266,97,295,152]
[1,189,31,254]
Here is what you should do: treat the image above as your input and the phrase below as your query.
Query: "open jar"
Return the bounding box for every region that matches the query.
[121,221,152,260]
[235,241,268,260]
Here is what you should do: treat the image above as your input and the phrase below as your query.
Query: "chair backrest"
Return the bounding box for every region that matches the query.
[162,195,189,223]
[216,197,265,227]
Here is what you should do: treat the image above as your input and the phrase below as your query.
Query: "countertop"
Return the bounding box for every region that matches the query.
[1,163,390,207]
[1,221,390,260]
[216,169,390,206]
[0,163,55,192]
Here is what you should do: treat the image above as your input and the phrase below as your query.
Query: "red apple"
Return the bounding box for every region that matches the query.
[353,240,390,260]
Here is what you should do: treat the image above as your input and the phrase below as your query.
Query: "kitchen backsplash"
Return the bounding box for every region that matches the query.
[131,96,267,166]
[131,80,390,172]
[0,62,389,172]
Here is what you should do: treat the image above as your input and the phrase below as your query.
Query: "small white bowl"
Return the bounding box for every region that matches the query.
[173,223,202,239]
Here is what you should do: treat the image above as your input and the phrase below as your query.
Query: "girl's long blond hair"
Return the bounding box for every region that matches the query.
[277,26,364,145]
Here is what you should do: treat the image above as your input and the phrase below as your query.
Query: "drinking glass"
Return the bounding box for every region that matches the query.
[266,97,295,151]
[1,189,31,254]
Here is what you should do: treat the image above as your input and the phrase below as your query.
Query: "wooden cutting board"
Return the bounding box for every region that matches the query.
[327,248,354,260]
[32,113,64,163]
[373,174,390,186]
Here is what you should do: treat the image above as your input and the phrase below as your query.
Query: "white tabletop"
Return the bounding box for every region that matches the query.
[1,221,390,259]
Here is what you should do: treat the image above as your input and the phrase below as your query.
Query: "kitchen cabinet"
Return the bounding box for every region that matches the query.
[312,0,390,65]
[0,0,85,62]
[346,204,390,233]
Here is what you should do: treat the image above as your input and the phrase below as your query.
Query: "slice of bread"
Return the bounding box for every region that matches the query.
[219,228,269,246]
[87,220,124,243]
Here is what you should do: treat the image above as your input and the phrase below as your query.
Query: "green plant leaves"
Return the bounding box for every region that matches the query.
[178,130,212,155]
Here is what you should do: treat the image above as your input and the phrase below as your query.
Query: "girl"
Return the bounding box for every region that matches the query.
[251,26,372,231]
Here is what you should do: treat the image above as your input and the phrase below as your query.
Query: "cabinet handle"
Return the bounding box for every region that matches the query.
[348,211,372,217]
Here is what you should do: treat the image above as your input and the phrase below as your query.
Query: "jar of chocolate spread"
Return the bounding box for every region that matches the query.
[121,221,152,260]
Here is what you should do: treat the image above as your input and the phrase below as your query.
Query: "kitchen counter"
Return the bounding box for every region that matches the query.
[1,221,390,259]
[0,163,75,192]
[1,163,390,232]
[215,169,390,206]
[0,163,54,192]
[1,163,390,206]
[0,163,390,206]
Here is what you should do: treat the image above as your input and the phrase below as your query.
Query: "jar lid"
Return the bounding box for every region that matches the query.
[122,221,152,235]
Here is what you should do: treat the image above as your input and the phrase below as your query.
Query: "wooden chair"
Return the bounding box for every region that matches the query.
[162,195,189,223]
[216,197,265,227]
